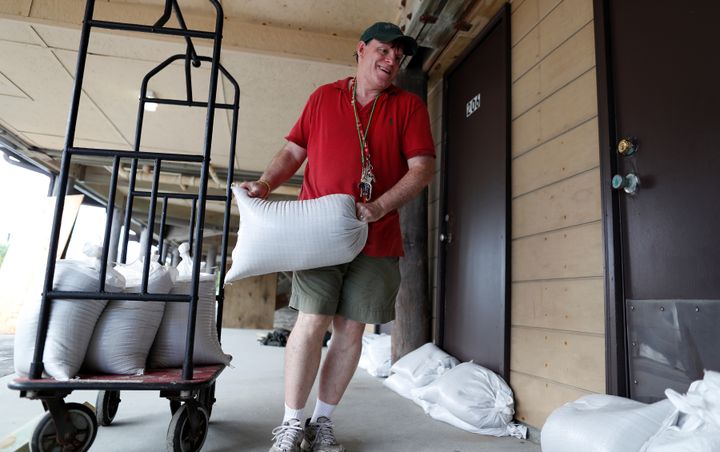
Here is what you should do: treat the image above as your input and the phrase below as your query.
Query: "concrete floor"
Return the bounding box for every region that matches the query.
[1,329,540,451]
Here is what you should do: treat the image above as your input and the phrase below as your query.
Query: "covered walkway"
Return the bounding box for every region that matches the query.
[1,329,540,451]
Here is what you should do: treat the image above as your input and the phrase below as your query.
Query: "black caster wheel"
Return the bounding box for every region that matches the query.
[96,390,121,426]
[31,402,98,452]
[197,384,215,419]
[170,400,181,415]
[166,401,209,452]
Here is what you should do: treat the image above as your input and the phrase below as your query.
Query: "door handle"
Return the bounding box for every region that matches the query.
[440,232,453,244]
[617,137,638,156]
[612,173,640,194]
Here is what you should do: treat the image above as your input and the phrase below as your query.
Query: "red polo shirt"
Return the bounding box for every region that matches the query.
[285,77,435,257]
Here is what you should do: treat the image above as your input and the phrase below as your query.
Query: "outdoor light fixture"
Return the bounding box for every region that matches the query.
[143,90,158,112]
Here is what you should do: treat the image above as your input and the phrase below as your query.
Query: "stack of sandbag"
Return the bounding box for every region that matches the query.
[82,254,176,375]
[541,394,675,452]
[224,184,368,282]
[384,343,459,399]
[383,343,526,438]
[357,334,392,377]
[640,370,720,452]
[148,242,231,368]
[13,244,125,380]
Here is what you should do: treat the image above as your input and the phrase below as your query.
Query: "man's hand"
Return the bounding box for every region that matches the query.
[356,200,387,223]
[239,180,270,199]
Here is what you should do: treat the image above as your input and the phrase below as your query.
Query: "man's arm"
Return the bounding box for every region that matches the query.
[356,155,435,222]
[240,141,307,198]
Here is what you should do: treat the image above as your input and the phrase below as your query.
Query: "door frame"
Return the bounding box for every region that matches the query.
[436,3,511,378]
[593,0,629,397]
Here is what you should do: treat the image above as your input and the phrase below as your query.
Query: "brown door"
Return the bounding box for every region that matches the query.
[600,1,720,401]
[439,5,510,378]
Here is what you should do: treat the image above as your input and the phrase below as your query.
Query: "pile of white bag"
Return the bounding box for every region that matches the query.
[224,184,368,282]
[383,342,527,439]
[14,242,230,380]
[14,244,126,379]
[357,334,392,377]
[148,242,230,368]
[541,370,720,452]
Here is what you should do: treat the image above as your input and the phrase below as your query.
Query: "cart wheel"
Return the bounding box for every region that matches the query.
[197,384,216,419]
[31,402,98,452]
[166,401,209,452]
[96,390,121,426]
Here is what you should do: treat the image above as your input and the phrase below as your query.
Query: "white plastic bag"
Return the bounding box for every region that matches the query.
[357,334,392,378]
[390,342,459,387]
[412,362,519,437]
[13,245,125,379]
[541,394,675,452]
[83,254,176,375]
[640,370,720,452]
[224,185,367,282]
[148,243,230,368]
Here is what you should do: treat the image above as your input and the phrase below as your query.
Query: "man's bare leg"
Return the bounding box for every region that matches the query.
[317,315,366,404]
[284,312,333,409]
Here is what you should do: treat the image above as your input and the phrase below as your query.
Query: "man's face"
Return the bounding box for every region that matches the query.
[357,39,404,90]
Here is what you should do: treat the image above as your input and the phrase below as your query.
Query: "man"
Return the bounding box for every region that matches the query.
[241,22,435,452]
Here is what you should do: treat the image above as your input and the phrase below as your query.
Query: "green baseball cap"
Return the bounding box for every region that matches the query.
[360,22,417,56]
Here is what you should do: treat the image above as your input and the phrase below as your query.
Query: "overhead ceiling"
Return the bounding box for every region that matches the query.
[0,0,504,252]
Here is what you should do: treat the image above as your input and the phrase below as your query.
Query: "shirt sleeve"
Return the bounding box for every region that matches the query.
[402,96,436,160]
[284,88,321,148]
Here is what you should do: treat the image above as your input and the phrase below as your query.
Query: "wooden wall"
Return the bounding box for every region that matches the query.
[222,273,277,330]
[426,0,605,428]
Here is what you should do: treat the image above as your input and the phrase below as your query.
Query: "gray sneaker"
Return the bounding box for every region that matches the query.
[270,418,304,452]
[300,417,345,452]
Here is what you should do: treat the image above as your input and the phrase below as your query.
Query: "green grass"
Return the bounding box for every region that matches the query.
[0,243,8,270]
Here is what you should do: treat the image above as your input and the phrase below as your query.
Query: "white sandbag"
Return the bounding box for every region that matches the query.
[640,370,720,452]
[541,394,675,452]
[358,334,391,378]
[224,185,368,282]
[83,255,176,375]
[13,245,125,380]
[411,362,518,437]
[390,342,459,387]
[148,243,230,368]
[423,403,527,438]
[383,373,416,400]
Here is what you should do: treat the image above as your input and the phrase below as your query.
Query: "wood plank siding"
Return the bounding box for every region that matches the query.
[426,0,604,428]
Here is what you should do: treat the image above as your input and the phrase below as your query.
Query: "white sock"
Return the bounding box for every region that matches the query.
[310,399,337,422]
[283,403,304,423]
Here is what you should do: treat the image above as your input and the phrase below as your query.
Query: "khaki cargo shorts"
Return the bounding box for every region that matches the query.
[289,253,401,324]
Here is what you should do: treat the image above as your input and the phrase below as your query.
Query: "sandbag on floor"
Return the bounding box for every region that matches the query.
[541,394,675,452]
[640,370,720,452]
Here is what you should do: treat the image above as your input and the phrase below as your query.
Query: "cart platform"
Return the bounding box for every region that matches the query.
[8,364,225,392]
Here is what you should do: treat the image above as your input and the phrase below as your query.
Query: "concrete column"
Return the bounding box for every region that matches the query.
[107,206,122,265]
[171,247,180,267]
[205,245,217,274]
[138,227,150,262]
[160,239,169,264]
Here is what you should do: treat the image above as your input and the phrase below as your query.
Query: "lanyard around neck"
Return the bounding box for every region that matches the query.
[351,78,380,167]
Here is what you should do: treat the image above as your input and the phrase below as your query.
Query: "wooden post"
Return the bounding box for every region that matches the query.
[392,68,432,362]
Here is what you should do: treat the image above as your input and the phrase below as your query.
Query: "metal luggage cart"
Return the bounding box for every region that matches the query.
[7,1,239,450]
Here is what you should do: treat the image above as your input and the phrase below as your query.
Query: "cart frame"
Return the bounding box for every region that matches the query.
[8,1,240,450]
